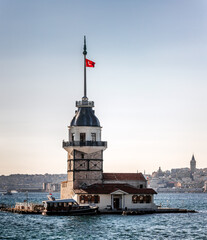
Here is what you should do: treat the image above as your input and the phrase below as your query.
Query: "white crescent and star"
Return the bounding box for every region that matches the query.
[86,59,94,67]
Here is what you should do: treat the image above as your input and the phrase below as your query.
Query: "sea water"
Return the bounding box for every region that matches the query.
[0,193,207,239]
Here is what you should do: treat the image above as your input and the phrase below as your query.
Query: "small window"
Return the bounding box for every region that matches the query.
[88,195,92,203]
[91,133,96,142]
[140,196,144,203]
[94,195,100,203]
[132,195,138,203]
[140,184,143,189]
[80,195,85,204]
[132,195,146,204]
[80,195,99,204]
[72,133,75,141]
[81,154,84,159]
[146,195,151,203]
[80,133,86,142]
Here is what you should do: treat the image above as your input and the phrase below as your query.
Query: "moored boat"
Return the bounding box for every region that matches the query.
[2,191,12,196]
[42,197,98,216]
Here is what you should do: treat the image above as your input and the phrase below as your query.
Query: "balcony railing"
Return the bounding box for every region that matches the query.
[76,100,94,108]
[63,140,107,148]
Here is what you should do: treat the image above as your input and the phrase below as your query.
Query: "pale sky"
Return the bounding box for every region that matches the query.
[0,0,207,175]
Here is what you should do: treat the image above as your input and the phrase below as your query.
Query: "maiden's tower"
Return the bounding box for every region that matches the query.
[61,37,157,211]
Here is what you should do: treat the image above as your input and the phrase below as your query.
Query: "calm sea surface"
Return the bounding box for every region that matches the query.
[0,192,207,240]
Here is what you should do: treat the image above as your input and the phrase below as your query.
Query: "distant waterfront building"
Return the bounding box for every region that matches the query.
[171,168,190,179]
[60,37,157,211]
[157,167,164,177]
[204,181,207,192]
[151,167,164,178]
[42,182,47,190]
[190,154,196,174]
[43,182,60,192]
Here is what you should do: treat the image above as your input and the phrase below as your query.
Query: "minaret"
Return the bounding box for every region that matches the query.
[61,37,107,199]
[190,154,196,174]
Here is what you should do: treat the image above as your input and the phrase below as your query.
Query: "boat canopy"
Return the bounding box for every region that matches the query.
[44,198,77,204]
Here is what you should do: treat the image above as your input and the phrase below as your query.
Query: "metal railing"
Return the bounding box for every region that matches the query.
[62,140,107,148]
[76,100,94,108]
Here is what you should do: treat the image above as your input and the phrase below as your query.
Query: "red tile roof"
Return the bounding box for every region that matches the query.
[74,184,157,195]
[103,173,146,181]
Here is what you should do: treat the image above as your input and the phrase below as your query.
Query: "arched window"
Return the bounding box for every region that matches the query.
[132,195,138,203]
[94,195,100,203]
[88,195,92,203]
[80,195,85,204]
[79,195,100,204]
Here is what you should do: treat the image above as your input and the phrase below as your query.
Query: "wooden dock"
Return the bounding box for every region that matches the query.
[100,207,197,215]
[0,207,42,214]
[0,203,43,214]
[122,208,197,215]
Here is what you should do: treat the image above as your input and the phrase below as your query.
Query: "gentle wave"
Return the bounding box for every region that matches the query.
[0,193,207,239]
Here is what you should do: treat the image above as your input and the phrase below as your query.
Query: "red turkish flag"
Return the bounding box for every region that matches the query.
[86,58,95,67]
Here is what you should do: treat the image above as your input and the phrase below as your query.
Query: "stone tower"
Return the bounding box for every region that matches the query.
[61,37,107,199]
[190,154,196,174]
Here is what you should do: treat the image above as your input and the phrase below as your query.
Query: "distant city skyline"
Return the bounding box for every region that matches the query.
[0,0,207,175]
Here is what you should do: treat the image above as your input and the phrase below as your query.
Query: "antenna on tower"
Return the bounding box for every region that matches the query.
[83,36,88,101]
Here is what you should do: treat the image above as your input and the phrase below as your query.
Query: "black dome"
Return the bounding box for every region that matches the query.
[70,107,100,127]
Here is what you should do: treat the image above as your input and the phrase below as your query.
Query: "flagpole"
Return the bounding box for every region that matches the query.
[83,36,87,100]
